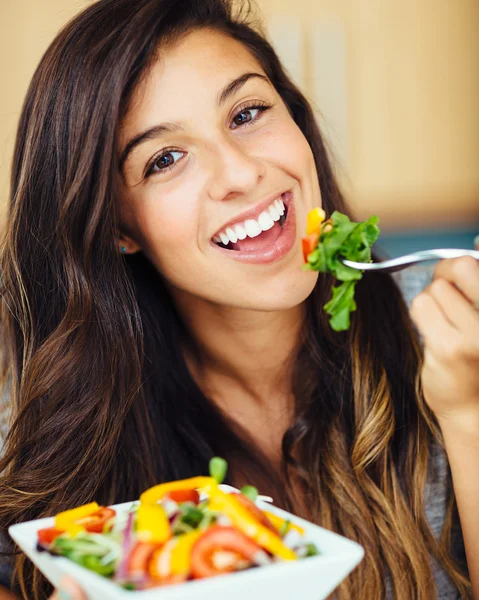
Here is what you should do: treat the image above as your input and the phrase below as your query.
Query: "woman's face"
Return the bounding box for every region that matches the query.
[119,28,321,311]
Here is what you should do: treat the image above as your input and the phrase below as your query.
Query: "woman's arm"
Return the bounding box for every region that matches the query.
[440,418,479,599]
[410,255,479,599]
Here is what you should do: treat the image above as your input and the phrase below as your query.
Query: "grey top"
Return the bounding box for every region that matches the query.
[0,268,467,596]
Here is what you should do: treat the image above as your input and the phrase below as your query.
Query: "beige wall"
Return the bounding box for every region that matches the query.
[1,0,478,229]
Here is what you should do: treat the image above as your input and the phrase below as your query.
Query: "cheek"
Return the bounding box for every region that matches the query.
[122,182,201,268]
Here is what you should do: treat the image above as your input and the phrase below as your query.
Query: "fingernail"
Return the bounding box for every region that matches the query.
[474,234,479,248]
[59,590,72,600]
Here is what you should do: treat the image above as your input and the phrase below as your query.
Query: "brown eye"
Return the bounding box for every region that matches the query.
[232,108,259,128]
[146,150,185,177]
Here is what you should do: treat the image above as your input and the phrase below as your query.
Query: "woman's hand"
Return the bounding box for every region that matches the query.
[50,577,85,600]
[410,254,479,430]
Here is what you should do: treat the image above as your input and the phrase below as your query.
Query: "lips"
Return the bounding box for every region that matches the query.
[210,191,297,265]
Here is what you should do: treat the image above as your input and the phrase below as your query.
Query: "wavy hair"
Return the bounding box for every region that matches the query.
[0,0,470,597]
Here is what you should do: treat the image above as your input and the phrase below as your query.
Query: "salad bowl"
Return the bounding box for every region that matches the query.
[10,491,364,600]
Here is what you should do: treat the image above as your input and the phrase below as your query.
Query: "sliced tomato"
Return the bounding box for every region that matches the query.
[37,527,65,546]
[302,232,319,263]
[232,493,279,535]
[75,507,116,533]
[165,489,200,504]
[127,541,162,578]
[190,526,262,579]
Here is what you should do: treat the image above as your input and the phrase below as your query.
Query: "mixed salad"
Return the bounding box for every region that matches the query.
[302,208,380,331]
[36,458,319,590]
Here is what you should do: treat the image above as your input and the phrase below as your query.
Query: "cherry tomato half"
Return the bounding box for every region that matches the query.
[127,541,162,578]
[75,507,116,533]
[190,526,262,579]
[37,527,65,546]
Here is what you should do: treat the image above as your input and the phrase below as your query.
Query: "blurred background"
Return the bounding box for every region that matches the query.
[0,0,478,255]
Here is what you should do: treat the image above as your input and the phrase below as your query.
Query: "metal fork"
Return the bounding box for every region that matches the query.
[341,248,479,273]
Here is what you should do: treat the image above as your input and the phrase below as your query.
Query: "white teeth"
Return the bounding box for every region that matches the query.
[275,199,285,216]
[258,210,274,231]
[213,196,287,245]
[235,224,247,240]
[269,204,280,221]
[225,227,237,243]
[244,219,262,237]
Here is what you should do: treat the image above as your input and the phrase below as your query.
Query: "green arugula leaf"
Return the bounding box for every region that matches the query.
[304,212,380,331]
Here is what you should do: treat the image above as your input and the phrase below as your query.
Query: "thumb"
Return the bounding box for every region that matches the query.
[50,576,87,600]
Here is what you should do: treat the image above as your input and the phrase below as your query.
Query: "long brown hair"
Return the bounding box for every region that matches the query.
[0,0,470,598]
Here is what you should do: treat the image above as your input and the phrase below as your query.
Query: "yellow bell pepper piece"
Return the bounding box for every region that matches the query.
[207,488,296,561]
[140,476,215,505]
[170,530,204,575]
[306,207,326,235]
[55,502,100,535]
[262,511,305,536]
[137,502,171,544]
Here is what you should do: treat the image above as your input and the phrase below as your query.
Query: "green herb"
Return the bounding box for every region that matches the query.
[240,485,258,502]
[279,519,291,537]
[304,542,320,557]
[304,211,380,331]
[209,456,228,484]
[180,505,205,528]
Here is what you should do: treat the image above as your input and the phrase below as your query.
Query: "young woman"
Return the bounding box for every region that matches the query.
[0,0,478,598]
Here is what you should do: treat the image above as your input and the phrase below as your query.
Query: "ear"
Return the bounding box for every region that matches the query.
[117,233,142,255]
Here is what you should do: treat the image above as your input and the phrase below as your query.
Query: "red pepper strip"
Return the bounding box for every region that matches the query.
[190,526,263,579]
[76,507,116,533]
[302,232,319,263]
[165,489,200,504]
[37,527,65,546]
[232,493,279,536]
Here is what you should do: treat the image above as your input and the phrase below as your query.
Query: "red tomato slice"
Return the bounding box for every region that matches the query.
[232,493,279,535]
[190,526,262,579]
[76,507,116,533]
[37,527,65,546]
[165,489,200,504]
[302,233,319,263]
[127,541,162,578]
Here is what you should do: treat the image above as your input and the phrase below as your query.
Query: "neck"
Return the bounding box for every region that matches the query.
[171,289,304,408]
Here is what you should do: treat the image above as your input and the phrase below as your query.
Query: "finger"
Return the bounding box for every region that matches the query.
[51,577,86,600]
[410,290,460,351]
[427,278,479,332]
[433,256,479,304]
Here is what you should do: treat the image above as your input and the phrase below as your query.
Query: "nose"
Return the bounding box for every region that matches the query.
[206,135,265,202]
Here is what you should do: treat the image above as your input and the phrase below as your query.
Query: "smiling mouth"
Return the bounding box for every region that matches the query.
[212,195,289,252]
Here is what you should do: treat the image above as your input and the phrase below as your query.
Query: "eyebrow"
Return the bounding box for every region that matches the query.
[119,71,270,172]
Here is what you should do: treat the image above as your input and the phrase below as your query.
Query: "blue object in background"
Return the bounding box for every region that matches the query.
[377,225,478,259]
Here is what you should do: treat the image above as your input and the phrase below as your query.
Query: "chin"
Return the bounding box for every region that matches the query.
[234,270,319,312]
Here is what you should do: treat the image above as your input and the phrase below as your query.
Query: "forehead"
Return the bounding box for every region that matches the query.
[121,28,266,135]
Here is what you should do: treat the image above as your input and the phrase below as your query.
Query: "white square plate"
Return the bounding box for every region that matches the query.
[10,496,364,600]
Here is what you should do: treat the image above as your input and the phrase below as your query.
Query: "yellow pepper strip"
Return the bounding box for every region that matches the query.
[55,502,100,536]
[140,476,215,505]
[207,488,296,561]
[306,207,326,235]
[262,511,305,536]
[170,530,204,576]
[137,503,171,544]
